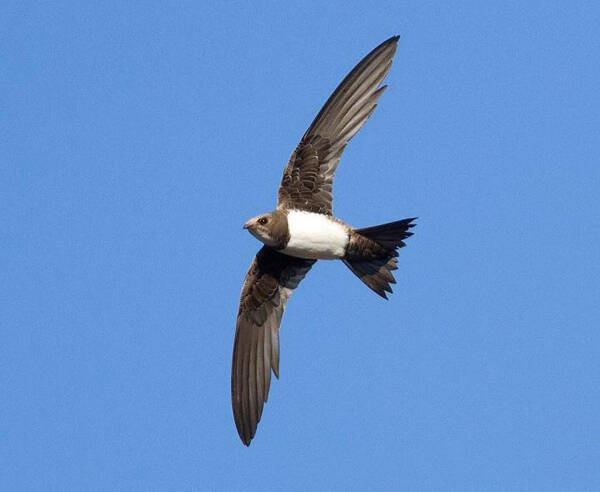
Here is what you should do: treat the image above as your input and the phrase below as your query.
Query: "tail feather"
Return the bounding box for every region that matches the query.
[356,217,416,249]
[343,218,416,299]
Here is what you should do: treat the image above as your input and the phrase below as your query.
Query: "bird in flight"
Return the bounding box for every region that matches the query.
[232,35,416,446]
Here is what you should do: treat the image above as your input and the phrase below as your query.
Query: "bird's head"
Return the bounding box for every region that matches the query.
[243,210,289,248]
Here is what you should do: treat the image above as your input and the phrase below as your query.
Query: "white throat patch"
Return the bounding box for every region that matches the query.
[281,210,349,260]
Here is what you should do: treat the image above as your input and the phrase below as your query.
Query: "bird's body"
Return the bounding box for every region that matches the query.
[278,210,349,260]
[232,35,416,446]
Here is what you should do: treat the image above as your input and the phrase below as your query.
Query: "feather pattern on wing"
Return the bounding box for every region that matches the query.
[232,246,315,445]
[277,36,399,215]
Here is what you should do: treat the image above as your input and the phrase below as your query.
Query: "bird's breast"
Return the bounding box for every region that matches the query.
[281,210,349,260]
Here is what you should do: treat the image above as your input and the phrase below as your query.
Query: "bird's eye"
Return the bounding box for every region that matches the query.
[258,217,268,225]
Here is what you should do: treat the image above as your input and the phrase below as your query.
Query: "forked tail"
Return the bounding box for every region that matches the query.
[343,217,416,299]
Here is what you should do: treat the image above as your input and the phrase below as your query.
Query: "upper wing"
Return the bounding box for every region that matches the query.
[277,36,399,215]
[232,246,315,446]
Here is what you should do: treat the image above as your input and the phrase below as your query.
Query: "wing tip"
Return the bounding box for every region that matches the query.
[382,35,400,51]
[237,429,252,446]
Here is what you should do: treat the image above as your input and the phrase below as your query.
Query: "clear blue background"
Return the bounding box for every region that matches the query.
[3,1,599,490]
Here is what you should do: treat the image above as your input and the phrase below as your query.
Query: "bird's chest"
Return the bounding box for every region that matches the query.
[281,211,349,260]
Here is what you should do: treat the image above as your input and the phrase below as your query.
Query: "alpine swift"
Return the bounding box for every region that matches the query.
[232,35,416,446]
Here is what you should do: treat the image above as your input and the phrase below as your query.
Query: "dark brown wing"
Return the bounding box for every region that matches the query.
[277,36,399,215]
[232,246,315,446]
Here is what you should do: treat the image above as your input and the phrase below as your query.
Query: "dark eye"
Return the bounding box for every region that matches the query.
[258,217,268,225]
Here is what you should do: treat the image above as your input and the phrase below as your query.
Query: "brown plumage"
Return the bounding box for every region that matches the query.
[233,247,315,445]
[278,37,398,216]
[344,218,417,299]
[232,35,416,446]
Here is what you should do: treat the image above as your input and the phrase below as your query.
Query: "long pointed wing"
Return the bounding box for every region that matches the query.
[277,36,399,215]
[232,246,315,446]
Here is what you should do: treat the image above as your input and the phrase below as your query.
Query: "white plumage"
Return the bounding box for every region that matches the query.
[281,210,349,260]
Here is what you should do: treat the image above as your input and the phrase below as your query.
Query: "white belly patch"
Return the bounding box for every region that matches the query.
[281,210,349,260]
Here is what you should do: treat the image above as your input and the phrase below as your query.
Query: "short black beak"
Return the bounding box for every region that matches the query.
[243,223,250,230]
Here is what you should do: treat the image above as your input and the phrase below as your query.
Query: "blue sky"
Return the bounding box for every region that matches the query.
[2,1,599,490]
